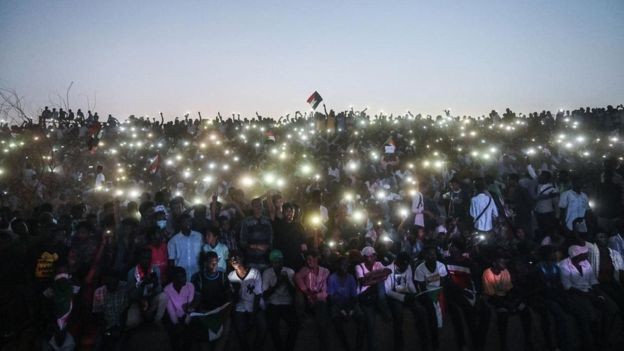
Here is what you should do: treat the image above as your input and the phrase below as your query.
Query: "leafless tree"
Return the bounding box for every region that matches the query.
[0,88,34,124]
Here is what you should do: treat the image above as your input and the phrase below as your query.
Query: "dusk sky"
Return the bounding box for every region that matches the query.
[1,0,623,120]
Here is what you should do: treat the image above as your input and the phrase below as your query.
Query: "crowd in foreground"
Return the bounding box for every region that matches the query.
[1,104,624,351]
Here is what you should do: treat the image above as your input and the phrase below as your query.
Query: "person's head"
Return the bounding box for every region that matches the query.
[229,251,245,270]
[75,221,91,240]
[200,251,219,273]
[538,171,552,185]
[571,176,583,193]
[491,253,507,273]
[251,198,262,217]
[538,245,557,264]
[269,249,284,271]
[137,247,152,268]
[283,203,295,222]
[448,238,466,259]
[596,232,609,248]
[194,204,207,217]
[361,246,376,266]
[336,256,349,275]
[569,245,589,265]
[423,246,437,265]
[172,266,187,289]
[395,251,411,272]
[178,213,192,234]
[205,226,220,246]
[218,215,230,230]
[473,177,486,193]
[304,250,320,269]
[101,269,121,292]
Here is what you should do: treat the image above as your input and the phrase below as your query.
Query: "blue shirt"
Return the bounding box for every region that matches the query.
[167,231,203,280]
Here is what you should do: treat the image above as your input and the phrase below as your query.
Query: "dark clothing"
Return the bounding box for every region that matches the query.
[239,216,273,268]
[191,271,230,311]
[272,219,305,271]
[596,181,622,219]
[266,304,299,351]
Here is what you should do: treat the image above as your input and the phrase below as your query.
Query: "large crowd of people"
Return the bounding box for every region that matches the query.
[1,104,624,351]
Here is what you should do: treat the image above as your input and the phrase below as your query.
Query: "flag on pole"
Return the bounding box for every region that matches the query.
[147,154,161,174]
[306,91,323,110]
[264,130,276,143]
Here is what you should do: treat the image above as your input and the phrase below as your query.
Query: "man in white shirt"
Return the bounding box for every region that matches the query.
[94,165,105,189]
[384,252,430,351]
[167,214,203,281]
[228,253,266,351]
[262,250,297,351]
[558,177,589,232]
[533,171,559,236]
[559,245,609,350]
[410,188,425,227]
[469,179,498,232]
[414,247,448,350]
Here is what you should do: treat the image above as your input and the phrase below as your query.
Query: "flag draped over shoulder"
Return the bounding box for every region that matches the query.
[307,91,323,110]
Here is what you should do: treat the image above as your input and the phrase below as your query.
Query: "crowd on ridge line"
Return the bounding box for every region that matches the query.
[1,104,624,351]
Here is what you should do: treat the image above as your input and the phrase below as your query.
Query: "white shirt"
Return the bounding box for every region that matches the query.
[384,263,416,302]
[411,191,425,227]
[470,193,498,231]
[167,231,203,280]
[262,267,295,305]
[95,173,105,188]
[558,190,589,230]
[558,258,597,292]
[414,261,448,290]
[534,183,558,214]
[228,268,263,312]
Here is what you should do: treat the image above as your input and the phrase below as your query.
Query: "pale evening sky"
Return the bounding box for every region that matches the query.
[1,0,623,120]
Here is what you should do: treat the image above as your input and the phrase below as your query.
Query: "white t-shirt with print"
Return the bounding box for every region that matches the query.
[414,261,448,290]
[228,268,263,312]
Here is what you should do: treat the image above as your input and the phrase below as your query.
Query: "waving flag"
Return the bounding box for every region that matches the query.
[307,91,323,110]
[147,154,161,174]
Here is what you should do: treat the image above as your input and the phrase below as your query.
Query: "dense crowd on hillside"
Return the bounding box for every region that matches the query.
[1,104,624,351]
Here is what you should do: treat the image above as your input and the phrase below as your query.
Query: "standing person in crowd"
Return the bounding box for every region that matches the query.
[533,245,568,351]
[271,203,307,271]
[470,178,498,234]
[596,169,622,233]
[239,198,273,271]
[532,171,559,239]
[608,220,624,257]
[168,213,203,281]
[414,246,448,351]
[126,248,168,329]
[444,240,489,351]
[294,250,330,351]
[202,226,229,272]
[164,266,194,351]
[190,251,232,351]
[327,256,363,351]
[218,215,238,253]
[559,176,589,233]
[481,252,533,351]
[384,252,431,351]
[227,252,266,351]
[262,249,298,351]
[355,246,391,351]
[559,245,609,351]
[94,165,106,190]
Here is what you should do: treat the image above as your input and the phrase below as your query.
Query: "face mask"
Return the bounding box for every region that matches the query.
[157,220,167,229]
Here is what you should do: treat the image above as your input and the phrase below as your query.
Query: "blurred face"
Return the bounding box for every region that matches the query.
[424,249,437,264]
[306,255,319,269]
[180,218,191,233]
[396,259,409,272]
[174,271,187,287]
[230,256,243,270]
[205,232,217,245]
[252,200,262,216]
[205,257,219,273]
[363,254,376,266]
[271,258,283,271]
[337,259,349,275]
[139,251,152,268]
[104,276,119,292]
[493,258,507,272]
[596,232,608,247]
[274,196,284,210]
[284,207,295,222]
